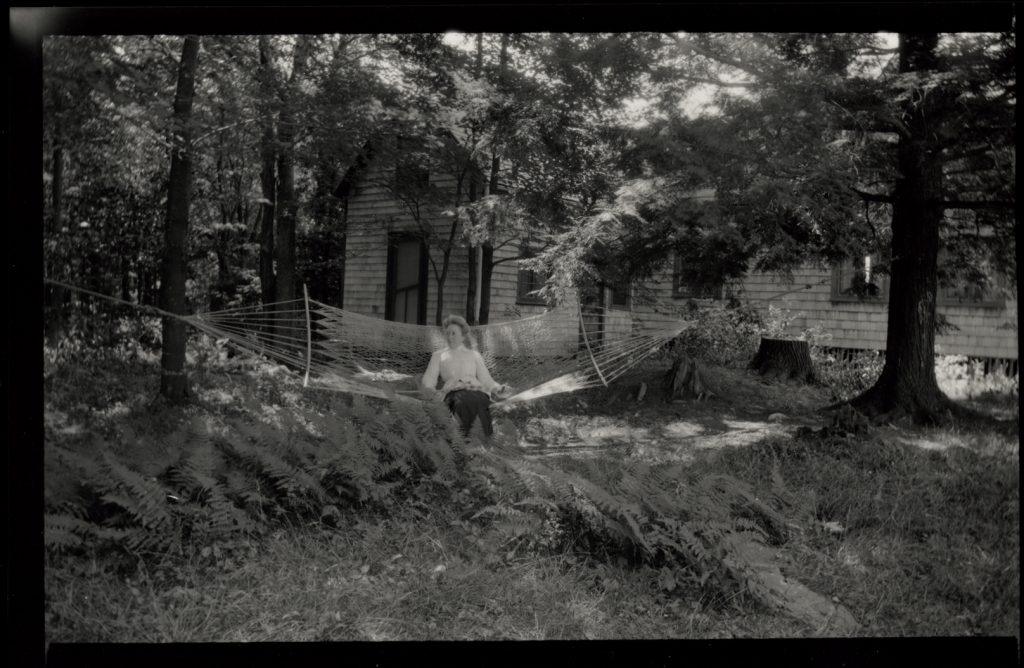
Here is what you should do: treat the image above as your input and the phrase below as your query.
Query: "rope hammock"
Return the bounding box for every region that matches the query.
[45,278,689,406]
[187,289,689,406]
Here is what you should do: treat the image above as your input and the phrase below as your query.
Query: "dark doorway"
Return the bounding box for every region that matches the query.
[385,234,428,324]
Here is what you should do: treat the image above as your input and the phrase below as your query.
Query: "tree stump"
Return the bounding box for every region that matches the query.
[664,353,714,401]
[748,338,815,383]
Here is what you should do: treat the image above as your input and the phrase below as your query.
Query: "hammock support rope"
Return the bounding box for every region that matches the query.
[44,278,690,405]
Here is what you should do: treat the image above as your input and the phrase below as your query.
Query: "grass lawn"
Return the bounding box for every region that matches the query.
[43,343,1019,642]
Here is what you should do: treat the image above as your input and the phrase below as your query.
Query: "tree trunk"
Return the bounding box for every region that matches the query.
[477,33,507,327]
[748,338,815,383]
[465,161,478,325]
[463,33,485,326]
[45,90,66,345]
[848,33,950,423]
[257,35,277,308]
[435,254,450,327]
[274,36,311,350]
[159,34,200,402]
[479,244,494,325]
[466,243,478,325]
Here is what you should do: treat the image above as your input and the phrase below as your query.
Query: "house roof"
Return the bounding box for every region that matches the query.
[332,128,484,200]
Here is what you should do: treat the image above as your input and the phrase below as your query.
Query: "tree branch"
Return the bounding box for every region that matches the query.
[673,74,762,89]
[851,186,894,204]
[669,34,771,81]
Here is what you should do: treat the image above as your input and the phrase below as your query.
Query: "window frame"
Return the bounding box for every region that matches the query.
[936,251,1008,308]
[831,252,1008,308]
[672,253,724,301]
[605,280,632,310]
[515,244,548,306]
[830,254,890,304]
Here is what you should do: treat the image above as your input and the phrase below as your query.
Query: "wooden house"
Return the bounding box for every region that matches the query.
[335,141,1016,372]
[334,134,550,327]
[641,252,1018,372]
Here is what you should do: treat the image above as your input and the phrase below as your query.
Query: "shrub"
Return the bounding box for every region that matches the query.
[936,355,1019,400]
[671,303,763,368]
[672,303,829,369]
[812,349,885,402]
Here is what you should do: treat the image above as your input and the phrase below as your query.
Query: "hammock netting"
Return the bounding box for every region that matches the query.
[185,297,689,406]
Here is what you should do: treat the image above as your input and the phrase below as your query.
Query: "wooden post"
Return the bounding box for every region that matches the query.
[303,283,312,387]
[577,298,608,387]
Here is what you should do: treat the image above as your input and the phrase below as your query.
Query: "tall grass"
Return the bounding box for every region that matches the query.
[43,329,1019,640]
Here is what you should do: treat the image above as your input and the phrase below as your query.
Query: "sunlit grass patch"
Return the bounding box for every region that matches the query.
[708,425,1019,638]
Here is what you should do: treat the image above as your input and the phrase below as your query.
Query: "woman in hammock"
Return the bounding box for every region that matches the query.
[421,314,510,438]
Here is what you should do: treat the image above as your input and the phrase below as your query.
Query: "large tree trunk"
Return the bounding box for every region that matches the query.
[848,33,950,423]
[257,35,277,309]
[274,36,312,351]
[159,35,200,402]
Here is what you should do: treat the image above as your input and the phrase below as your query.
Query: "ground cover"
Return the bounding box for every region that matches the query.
[44,338,1019,642]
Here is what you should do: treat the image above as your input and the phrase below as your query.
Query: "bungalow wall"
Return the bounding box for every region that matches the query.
[639,256,1016,362]
[343,163,1016,365]
[342,160,546,325]
[739,268,1018,360]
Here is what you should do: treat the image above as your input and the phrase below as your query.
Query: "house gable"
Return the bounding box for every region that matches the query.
[336,134,542,325]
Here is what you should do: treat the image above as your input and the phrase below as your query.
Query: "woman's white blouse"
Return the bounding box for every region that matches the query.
[422,347,500,395]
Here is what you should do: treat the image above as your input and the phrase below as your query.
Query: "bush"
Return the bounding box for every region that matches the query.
[812,349,885,401]
[936,355,1019,400]
[672,303,763,368]
[672,303,830,370]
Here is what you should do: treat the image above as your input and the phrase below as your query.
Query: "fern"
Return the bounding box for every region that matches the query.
[101,451,172,531]
[44,513,92,550]
[457,439,808,610]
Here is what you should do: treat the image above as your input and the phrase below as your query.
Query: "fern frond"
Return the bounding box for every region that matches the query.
[44,513,92,550]
[50,446,104,484]
[101,451,171,530]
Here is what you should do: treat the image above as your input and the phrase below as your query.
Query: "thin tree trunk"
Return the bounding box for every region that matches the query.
[258,35,277,308]
[435,251,450,327]
[849,33,948,423]
[465,194,478,325]
[464,33,485,326]
[46,90,67,345]
[479,244,494,325]
[159,34,201,402]
[478,33,507,325]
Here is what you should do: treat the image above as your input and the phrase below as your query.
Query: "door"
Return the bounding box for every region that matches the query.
[385,235,428,324]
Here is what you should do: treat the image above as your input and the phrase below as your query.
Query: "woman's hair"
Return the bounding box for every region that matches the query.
[441,314,476,349]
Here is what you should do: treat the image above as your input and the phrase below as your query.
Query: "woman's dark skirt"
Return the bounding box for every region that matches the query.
[444,389,493,437]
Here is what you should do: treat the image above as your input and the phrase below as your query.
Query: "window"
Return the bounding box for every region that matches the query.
[516,245,547,306]
[673,254,723,300]
[937,250,1007,307]
[385,235,428,324]
[831,255,889,302]
[605,281,631,310]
